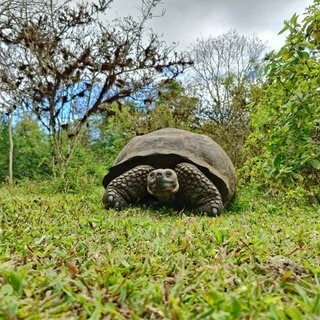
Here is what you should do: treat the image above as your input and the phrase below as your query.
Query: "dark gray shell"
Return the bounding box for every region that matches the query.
[103,128,236,205]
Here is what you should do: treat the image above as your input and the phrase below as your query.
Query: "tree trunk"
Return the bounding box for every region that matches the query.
[8,112,13,185]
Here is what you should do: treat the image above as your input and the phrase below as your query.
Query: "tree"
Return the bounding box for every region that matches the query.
[189,30,266,165]
[0,97,18,186]
[91,79,198,161]
[7,111,13,184]
[127,79,199,134]
[245,2,320,202]
[0,0,190,178]
[150,80,198,130]
[0,115,10,182]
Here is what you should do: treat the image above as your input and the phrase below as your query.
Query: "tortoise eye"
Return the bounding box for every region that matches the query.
[149,172,155,178]
[166,171,172,177]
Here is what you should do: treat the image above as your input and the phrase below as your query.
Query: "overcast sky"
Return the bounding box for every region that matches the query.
[110,0,314,51]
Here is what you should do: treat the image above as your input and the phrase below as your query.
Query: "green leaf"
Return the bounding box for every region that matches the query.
[285,306,303,320]
[231,297,242,318]
[310,159,320,169]
[273,153,286,169]
[278,21,290,35]
[290,13,299,26]
[1,284,14,296]
[5,271,24,296]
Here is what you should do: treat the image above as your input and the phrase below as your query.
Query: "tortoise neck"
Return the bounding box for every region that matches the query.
[155,192,176,204]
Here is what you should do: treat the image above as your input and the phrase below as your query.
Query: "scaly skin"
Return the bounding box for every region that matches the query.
[103,165,154,210]
[175,162,223,216]
[103,162,223,216]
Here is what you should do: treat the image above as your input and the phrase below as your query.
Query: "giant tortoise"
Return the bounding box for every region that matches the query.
[102,128,236,216]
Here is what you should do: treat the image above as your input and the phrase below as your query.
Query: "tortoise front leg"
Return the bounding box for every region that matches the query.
[175,162,223,216]
[103,165,154,210]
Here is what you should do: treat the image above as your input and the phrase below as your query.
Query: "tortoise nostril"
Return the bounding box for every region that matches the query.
[156,171,162,178]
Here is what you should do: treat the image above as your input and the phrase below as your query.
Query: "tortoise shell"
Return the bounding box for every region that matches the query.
[103,128,236,205]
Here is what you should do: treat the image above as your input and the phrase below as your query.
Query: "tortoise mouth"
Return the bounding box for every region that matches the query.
[148,181,179,193]
[147,182,179,203]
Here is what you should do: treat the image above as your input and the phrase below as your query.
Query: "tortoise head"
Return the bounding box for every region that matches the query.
[147,168,179,204]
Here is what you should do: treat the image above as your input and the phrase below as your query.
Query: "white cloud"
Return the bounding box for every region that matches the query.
[108,0,314,50]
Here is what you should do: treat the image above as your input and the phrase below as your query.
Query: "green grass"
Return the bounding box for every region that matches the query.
[0,183,319,319]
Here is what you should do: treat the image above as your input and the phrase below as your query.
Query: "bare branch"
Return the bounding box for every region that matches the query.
[0,0,191,177]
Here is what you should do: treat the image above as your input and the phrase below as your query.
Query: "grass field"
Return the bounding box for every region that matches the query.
[0,183,319,319]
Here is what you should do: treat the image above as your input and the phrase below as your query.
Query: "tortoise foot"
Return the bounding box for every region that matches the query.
[103,165,154,210]
[192,200,222,217]
[102,188,128,210]
[175,162,223,216]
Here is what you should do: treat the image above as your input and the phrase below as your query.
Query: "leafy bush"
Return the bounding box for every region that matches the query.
[0,117,52,182]
[244,3,320,202]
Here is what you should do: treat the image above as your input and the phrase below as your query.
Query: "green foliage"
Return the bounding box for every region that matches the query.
[0,117,52,182]
[91,80,199,170]
[51,146,105,193]
[154,80,198,130]
[0,116,107,189]
[13,118,52,180]
[245,2,320,202]
[0,183,319,319]
[138,80,198,133]
[94,102,141,168]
